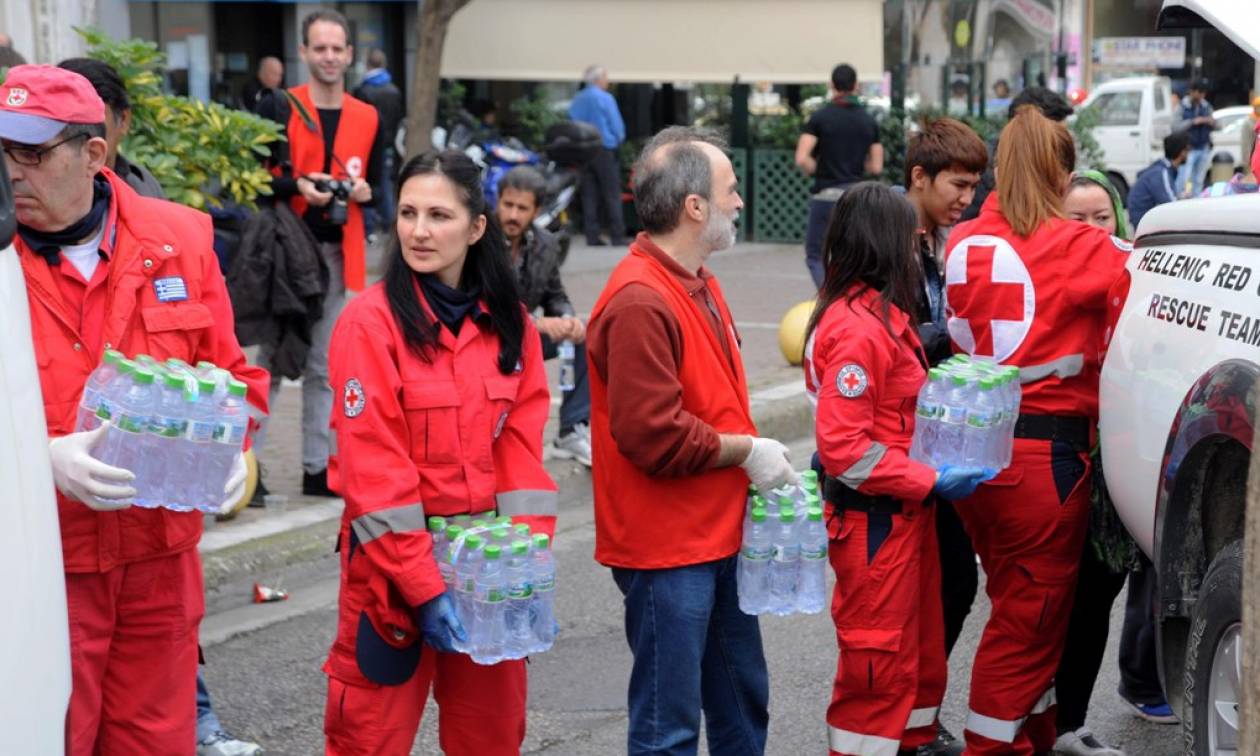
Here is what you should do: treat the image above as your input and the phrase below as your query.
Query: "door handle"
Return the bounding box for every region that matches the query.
[1129,131,1141,137]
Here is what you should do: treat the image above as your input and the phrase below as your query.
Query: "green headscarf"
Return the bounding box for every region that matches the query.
[1071,169,1130,240]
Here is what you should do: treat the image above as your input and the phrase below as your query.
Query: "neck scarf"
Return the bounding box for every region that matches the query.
[17,175,112,265]
[418,273,482,336]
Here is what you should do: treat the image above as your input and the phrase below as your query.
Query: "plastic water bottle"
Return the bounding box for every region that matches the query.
[439,524,462,590]
[935,374,971,467]
[452,534,485,653]
[471,544,507,664]
[503,541,534,659]
[738,506,772,614]
[95,368,158,503]
[202,380,248,513]
[1002,367,1021,468]
[529,533,557,653]
[177,377,218,511]
[428,515,448,571]
[796,507,828,614]
[768,507,800,616]
[75,350,125,432]
[557,340,576,392]
[910,368,946,463]
[963,378,999,469]
[141,371,193,510]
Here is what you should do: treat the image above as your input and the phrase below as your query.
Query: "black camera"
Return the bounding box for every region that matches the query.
[311,177,353,226]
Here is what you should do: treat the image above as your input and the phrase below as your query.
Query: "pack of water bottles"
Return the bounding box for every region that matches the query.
[74,349,251,513]
[738,470,829,617]
[909,355,1022,471]
[432,514,558,665]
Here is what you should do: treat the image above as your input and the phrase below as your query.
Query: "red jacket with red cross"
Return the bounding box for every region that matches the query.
[805,287,937,503]
[324,281,556,685]
[944,194,1130,419]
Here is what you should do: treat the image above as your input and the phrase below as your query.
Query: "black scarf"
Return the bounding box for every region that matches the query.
[17,175,112,265]
[418,274,482,336]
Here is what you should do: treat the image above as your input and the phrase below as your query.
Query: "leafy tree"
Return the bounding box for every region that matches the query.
[405,0,473,156]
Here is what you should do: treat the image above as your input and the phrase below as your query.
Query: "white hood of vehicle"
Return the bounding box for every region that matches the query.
[1159,0,1260,59]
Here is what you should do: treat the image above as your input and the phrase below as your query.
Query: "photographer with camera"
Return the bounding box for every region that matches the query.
[255,8,386,498]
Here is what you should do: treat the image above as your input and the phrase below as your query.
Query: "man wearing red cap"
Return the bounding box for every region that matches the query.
[0,64,269,754]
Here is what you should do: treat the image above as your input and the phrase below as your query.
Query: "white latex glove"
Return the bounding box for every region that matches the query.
[217,452,248,515]
[48,423,136,511]
[739,436,799,493]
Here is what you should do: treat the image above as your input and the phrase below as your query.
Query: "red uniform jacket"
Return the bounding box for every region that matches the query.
[944,195,1130,420]
[325,282,556,686]
[588,245,756,569]
[285,84,378,292]
[805,287,937,503]
[18,168,270,573]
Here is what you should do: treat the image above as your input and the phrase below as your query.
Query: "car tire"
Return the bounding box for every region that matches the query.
[1182,539,1243,756]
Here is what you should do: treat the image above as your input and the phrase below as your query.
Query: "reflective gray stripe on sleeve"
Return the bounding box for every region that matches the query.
[965,687,1056,743]
[1018,354,1084,383]
[1029,686,1056,714]
[496,489,558,517]
[906,705,939,730]
[838,442,888,488]
[351,502,427,545]
[827,726,900,756]
[328,429,338,457]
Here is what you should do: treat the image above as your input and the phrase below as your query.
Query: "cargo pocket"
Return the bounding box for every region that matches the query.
[141,302,215,364]
[835,626,904,694]
[1007,559,1078,641]
[401,381,461,464]
[1050,440,1090,506]
[354,570,423,686]
[483,375,520,437]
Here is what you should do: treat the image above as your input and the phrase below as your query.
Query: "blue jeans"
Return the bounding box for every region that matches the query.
[611,557,769,756]
[195,669,222,742]
[1177,146,1211,197]
[804,196,839,289]
[363,152,397,234]
[540,333,590,435]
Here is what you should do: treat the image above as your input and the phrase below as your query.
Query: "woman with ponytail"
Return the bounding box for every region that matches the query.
[942,106,1131,756]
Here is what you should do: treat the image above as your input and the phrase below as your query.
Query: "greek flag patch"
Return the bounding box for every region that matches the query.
[153,276,188,302]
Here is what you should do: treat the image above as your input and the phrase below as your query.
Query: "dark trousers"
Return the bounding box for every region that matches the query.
[936,498,979,657]
[539,333,590,435]
[803,196,838,289]
[1118,555,1165,705]
[1054,539,1128,732]
[580,147,626,245]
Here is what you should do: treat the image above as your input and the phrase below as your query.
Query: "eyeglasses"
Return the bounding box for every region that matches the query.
[1,133,89,167]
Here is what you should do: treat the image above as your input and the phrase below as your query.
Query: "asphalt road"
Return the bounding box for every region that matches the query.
[201,438,1182,756]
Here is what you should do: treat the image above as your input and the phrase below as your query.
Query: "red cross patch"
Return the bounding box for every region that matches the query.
[343,378,366,418]
[945,235,1035,361]
[836,364,868,398]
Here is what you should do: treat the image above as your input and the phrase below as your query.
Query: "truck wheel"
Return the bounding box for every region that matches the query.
[1183,540,1242,756]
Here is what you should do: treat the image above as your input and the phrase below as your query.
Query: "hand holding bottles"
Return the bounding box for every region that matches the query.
[416,592,467,653]
[216,453,248,515]
[49,422,136,510]
[740,437,799,492]
[932,464,996,501]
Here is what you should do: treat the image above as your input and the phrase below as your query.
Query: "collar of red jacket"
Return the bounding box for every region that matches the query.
[630,232,715,296]
[848,284,913,336]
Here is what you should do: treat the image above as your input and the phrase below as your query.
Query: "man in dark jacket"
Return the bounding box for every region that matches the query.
[1129,130,1189,229]
[496,166,592,466]
[353,48,403,236]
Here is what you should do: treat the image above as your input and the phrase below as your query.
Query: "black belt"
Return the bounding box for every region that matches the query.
[822,475,904,515]
[1013,414,1091,450]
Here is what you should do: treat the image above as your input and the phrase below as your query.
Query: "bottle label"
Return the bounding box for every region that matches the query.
[508,582,533,600]
[116,412,147,434]
[966,412,995,429]
[915,403,939,419]
[187,420,215,443]
[534,577,555,592]
[211,421,247,445]
[484,588,505,603]
[800,545,827,560]
[772,545,799,562]
[742,544,771,561]
[942,405,967,424]
[152,415,187,439]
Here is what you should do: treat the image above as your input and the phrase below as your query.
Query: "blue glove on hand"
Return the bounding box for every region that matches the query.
[416,592,466,653]
[933,465,997,501]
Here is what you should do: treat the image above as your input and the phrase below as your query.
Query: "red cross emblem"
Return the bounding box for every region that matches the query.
[343,378,366,418]
[836,364,868,398]
[945,237,1034,361]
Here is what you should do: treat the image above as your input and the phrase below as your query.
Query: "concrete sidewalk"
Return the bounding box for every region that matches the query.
[203,238,817,595]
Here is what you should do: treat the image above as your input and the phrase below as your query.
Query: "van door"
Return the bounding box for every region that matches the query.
[1090,87,1148,185]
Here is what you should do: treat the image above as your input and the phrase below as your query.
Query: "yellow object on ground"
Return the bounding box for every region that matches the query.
[223,449,258,516]
[778,300,817,366]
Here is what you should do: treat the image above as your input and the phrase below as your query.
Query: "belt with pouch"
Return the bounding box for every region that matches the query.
[822,475,904,515]
[1013,414,1091,451]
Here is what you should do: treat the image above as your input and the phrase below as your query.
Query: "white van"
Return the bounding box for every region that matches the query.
[1079,75,1176,202]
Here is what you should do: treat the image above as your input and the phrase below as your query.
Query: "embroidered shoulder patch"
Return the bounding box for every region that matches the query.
[836,364,869,398]
[343,378,366,418]
[1110,236,1133,252]
[153,276,188,302]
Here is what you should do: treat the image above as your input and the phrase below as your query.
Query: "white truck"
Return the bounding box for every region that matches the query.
[1079,75,1176,203]
[1100,4,1259,755]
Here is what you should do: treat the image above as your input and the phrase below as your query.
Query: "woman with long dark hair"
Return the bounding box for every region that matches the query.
[321,150,557,755]
[943,107,1130,755]
[803,182,989,755]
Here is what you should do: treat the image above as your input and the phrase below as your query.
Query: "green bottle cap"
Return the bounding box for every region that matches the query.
[747,484,758,496]
[514,523,531,536]
[228,380,247,397]
[511,541,528,556]
[808,507,823,521]
[465,534,485,550]
[471,519,488,529]
[497,515,513,525]
[800,470,818,482]
[484,510,498,520]
[979,377,996,391]
[132,368,155,385]
[135,354,157,367]
[197,361,216,371]
[928,367,944,381]
[752,495,768,508]
[484,544,502,560]
[779,507,796,522]
[118,359,138,376]
[532,533,550,550]
[951,374,969,387]
[750,507,767,523]
[492,526,510,540]
[428,516,447,532]
[445,525,464,541]
[197,378,216,396]
[103,349,124,366]
[163,372,186,390]
[804,494,821,506]
[777,495,794,509]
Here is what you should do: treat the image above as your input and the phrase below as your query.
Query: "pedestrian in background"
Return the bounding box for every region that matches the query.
[322,150,557,755]
[1128,130,1188,229]
[588,126,797,756]
[569,64,626,247]
[241,56,283,115]
[1177,80,1214,197]
[794,63,882,289]
[353,48,404,239]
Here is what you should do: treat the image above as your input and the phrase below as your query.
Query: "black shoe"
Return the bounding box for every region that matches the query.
[586,238,607,246]
[248,476,269,508]
[302,468,337,497]
[902,724,962,756]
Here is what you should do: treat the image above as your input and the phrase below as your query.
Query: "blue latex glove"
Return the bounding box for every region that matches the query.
[416,593,467,653]
[933,465,997,501]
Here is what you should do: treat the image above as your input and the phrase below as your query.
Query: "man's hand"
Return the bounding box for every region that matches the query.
[350,178,372,204]
[216,453,249,515]
[536,316,572,342]
[48,423,136,511]
[564,316,587,343]
[739,436,799,493]
[298,173,334,207]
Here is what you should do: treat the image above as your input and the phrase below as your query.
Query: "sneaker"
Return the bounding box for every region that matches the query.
[1122,696,1178,724]
[197,730,263,756]
[302,468,337,498]
[553,423,592,467]
[248,476,269,508]
[1053,727,1125,755]
[913,723,963,756]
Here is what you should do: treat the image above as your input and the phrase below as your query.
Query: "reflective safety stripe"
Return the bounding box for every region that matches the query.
[496,489,558,517]
[351,502,427,545]
[839,442,887,487]
[906,705,939,730]
[1019,354,1084,383]
[328,429,338,457]
[1029,686,1056,714]
[827,725,900,756]
[965,687,1057,743]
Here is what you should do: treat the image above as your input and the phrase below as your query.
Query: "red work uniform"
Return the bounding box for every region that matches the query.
[805,286,944,756]
[16,168,269,755]
[943,194,1129,755]
[323,281,557,756]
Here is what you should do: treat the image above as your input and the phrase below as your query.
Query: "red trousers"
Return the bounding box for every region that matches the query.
[65,548,204,756]
[826,501,945,756]
[956,438,1092,755]
[324,651,527,755]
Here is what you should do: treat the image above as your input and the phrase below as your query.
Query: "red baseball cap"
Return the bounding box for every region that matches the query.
[0,64,106,145]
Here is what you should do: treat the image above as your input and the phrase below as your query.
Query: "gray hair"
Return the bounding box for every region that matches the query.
[367,48,387,69]
[498,165,547,206]
[582,65,606,85]
[632,126,729,235]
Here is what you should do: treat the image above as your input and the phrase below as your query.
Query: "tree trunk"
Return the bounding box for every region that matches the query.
[1242,376,1260,755]
[405,0,471,158]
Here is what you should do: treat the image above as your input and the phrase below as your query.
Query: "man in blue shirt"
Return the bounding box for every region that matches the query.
[1129,130,1188,229]
[1176,80,1214,197]
[569,65,627,246]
